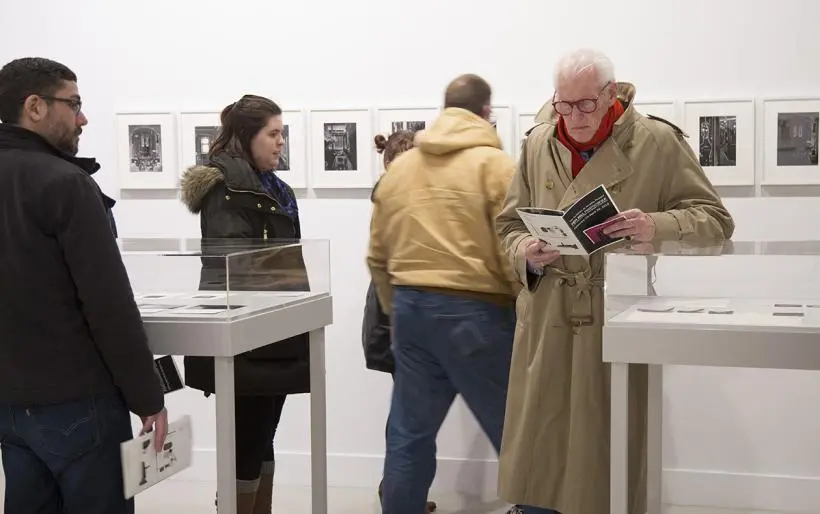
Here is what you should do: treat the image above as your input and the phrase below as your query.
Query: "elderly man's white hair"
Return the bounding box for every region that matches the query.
[553,48,615,88]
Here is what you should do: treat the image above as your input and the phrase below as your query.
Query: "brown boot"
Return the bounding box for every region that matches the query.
[253,461,275,514]
[237,491,257,513]
[426,500,437,513]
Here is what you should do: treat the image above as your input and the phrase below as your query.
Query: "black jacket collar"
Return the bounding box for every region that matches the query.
[0,124,115,208]
[209,153,268,196]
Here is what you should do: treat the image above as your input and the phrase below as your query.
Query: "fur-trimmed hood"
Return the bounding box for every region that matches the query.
[179,165,224,214]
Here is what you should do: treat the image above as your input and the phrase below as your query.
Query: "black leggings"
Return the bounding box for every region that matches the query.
[235,394,287,481]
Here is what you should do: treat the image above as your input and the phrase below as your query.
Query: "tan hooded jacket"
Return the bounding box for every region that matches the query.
[367,107,519,315]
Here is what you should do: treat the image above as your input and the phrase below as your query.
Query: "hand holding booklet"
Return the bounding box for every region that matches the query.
[516,184,625,256]
[121,415,193,498]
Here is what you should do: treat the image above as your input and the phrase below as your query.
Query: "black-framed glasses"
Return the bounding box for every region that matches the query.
[551,82,612,116]
[40,96,83,115]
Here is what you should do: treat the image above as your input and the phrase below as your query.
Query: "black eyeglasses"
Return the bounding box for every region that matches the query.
[40,96,83,115]
[551,82,612,116]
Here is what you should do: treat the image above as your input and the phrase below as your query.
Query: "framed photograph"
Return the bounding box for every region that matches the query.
[681,99,755,186]
[762,97,820,185]
[179,111,220,171]
[116,112,178,190]
[633,100,679,124]
[492,105,515,157]
[517,112,538,159]
[374,107,439,174]
[310,108,373,188]
[276,110,308,189]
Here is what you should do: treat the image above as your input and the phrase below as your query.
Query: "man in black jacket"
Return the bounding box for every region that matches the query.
[0,57,167,514]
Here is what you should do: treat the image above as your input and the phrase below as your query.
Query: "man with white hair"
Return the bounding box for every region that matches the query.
[496,49,734,514]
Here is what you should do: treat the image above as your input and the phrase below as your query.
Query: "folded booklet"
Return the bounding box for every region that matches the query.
[121,415,193,499]
[516,184,625,256]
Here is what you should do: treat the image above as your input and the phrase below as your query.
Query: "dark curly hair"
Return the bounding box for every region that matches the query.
[374,130,416,168]
[0,57,77,123]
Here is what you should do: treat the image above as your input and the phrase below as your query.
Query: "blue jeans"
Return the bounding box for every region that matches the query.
[381,287,515,514]
[0,392,134,514]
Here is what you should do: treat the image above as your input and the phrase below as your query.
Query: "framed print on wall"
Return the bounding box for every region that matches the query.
[276,110,308,189]
[491,105,514,157]
[681,99,755,186]
[310,108,373,188]
[116,112,178,190]
[179,111,220,171]
[762,97,820,185]
[517,112,538,159]
[374,106,439,175]
[633,100,679,124]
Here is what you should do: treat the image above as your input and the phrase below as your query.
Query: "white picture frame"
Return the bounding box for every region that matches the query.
[762,97,820,185]
[681,99,755,186]
[309,108,373,188]
[178,111,220,172]
[517,112,538,159]
[277,110,308,189]
[374,106,439,175]
[116,112,178,190]
[492,105,515,157]
[633,100,679,124]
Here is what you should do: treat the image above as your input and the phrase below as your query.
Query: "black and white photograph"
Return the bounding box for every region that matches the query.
[698,115,737,167]
[129,124,163,172]
[776,112,819,166]
[276,124,291,171]
[391,120,426,133]
[323,122,358,171]
[194,125,219,166]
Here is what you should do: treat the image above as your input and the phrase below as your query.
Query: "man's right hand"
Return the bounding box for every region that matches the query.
[525,238,560,270]
[140,407,169,451]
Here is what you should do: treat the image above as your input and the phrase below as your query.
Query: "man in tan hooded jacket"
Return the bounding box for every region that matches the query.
[367,74,520,514]
[496,49,735,514]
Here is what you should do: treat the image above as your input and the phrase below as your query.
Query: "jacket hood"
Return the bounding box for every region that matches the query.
[415,108,503,155]
[179,165,224,214]
[534,81,637,126]
[180,153,269,214]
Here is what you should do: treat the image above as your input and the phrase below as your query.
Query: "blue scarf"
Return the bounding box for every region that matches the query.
[257,171,299,222]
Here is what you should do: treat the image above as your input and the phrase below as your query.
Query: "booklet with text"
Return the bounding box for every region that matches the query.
[121,415,193,499]
[516,184,625,256]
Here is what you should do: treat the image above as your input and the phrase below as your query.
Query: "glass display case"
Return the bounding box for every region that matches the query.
[119,238,331,323]
[604,240,820,333]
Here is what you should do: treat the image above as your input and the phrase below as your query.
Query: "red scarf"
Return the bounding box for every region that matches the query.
[556,100,625,178]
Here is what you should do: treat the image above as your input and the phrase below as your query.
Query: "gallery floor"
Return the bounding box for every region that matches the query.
[0,476,812,514]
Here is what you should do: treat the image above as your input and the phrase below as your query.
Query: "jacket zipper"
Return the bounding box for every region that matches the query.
[226,186,279,241]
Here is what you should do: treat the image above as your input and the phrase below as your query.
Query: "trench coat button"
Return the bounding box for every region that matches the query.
[225,195,231,200]
[545,180,554,190]
[257,203,262,208]
[270,206,276,212]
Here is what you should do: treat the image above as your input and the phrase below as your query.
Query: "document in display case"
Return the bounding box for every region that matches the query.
[604,240,820,333]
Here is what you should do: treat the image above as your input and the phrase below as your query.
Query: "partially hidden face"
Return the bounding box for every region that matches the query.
[250,114,285,171]
[38,80,86,156]
[553,71,615,144]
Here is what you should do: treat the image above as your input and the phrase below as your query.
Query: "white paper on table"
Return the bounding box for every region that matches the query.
[121,415,193,499]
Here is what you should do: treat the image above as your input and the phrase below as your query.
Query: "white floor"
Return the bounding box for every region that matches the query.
[0,477,813,513]
[106,481,820,514]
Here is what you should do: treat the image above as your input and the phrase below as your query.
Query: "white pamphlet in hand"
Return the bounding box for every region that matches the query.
[121,415,193,499]
[516,184,624,256]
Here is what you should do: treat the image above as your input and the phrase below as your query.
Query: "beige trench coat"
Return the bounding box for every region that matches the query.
[495,83,735,514]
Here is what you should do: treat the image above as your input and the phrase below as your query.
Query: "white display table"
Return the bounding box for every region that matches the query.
[603,299,820,514]
[141,291,333,514]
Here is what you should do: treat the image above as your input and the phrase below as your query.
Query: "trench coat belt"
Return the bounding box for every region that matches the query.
[550,268,605,327]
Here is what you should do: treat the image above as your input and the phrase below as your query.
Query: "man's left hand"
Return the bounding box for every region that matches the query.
[602,209,656,242]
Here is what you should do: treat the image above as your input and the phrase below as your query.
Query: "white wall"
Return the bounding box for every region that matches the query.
[4,0,820,511]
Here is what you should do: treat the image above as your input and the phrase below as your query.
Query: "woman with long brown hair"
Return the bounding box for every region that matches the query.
[180,94,309,514]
